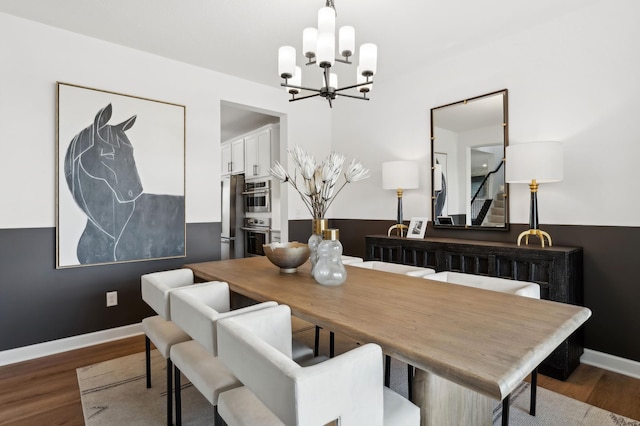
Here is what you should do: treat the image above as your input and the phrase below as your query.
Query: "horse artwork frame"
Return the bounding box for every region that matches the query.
[56,83,186,268]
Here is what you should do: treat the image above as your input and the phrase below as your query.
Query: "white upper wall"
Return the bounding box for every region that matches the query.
[3,0,639,230]
[0,12,331,229]
[330,0,640,227]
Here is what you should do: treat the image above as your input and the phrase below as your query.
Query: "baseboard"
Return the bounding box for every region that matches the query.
[581,348,640,379]
[0,323,143,367]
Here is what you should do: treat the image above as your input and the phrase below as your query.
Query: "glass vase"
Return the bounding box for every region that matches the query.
[308,219,328,275]
[313,228,347,286]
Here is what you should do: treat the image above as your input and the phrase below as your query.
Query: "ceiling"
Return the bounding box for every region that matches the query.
[0,0,595,139]
[220,104,279,142]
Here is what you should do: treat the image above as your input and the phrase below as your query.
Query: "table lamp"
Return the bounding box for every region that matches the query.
[505,141,563,247]
[382,161,419,236]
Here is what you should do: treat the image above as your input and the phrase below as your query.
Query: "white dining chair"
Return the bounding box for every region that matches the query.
[217,305,420,426]
[425,271,541,423]
[426,271,540,298]
[350,260,436,277]
[341,255,364,265]
[141,268,196,426]
[168,281,279,426]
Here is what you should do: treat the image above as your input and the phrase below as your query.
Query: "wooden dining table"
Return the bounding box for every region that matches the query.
[184,257,591,426]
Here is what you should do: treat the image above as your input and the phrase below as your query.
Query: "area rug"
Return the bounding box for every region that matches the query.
[78,350,640,426]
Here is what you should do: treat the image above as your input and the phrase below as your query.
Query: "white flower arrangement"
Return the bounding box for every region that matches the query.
[270,145,370,219]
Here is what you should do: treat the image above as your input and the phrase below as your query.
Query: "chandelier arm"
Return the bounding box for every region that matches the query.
[280,83,321,93]
[335,92,370,100]
[334,80,374,92]
[334,58,352,65]
[289,93,322,102]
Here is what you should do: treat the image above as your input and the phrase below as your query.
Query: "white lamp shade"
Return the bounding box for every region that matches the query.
[339,26,355,57]
[329,72,337,89]
[506,141,564,183]
[278,46,296,78]
[316,32,335,66]
[359,43,378,76]
[322,72,338,89]
[317,7,336,35]
[382,161,419,190]
[303,27,317,58]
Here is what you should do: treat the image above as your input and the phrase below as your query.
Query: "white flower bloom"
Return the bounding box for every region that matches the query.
[301,156,316,180]
[289,145,307,171]
[345,159,370,183]
[322,152,345,184]
[272,145,369,219]
[269,162,289,182]
[289,146,316,180]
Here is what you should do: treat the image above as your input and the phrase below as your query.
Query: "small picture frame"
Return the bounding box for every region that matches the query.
[407,217,428,239]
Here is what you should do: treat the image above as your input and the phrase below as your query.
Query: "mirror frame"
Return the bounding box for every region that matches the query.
[430,89,509,230]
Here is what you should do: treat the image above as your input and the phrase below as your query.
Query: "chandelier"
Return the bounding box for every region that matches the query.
[277,0,377,108]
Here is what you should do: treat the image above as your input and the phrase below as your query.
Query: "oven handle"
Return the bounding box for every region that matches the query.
[241,227,270,233]
[242,189,270,195]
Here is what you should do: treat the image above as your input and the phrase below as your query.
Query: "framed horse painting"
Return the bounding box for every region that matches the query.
[56,82,186,268]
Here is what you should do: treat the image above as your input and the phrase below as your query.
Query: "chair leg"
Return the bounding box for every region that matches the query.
[214,405,221,426]
[530,367,537,416]
[502,394,510,426]
[384,355,391,387]
[329,332,335,358]
[407,364,414,401]
[175,365,182,426]
[145,336,151,389]
[166,358,173,426]
[314,326,321,357]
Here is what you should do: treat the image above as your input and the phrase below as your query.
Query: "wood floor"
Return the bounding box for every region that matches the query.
[1,324,639,426]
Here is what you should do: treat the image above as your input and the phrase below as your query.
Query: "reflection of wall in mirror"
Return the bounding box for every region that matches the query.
[434,152,448,217]
[460,129,505,226]
[469,144,504,202]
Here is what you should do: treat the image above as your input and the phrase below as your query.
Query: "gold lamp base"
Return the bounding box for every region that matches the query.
[388,224,408,237]
[517,229,553,247]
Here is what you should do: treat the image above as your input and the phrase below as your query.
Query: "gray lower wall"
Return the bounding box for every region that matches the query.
[3,219,638,366]
[0,223,220,351]
[290,219,640,364]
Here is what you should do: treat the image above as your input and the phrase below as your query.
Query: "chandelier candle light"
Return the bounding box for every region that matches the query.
[278,0,377,107]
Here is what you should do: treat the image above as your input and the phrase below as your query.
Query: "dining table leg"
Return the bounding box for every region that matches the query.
[413,368,495,426]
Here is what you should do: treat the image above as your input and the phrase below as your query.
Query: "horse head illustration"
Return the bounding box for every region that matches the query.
[64,104,144,262]
[65,104,142,204]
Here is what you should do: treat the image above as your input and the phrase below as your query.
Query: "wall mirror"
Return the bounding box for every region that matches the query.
[431,89,509,230]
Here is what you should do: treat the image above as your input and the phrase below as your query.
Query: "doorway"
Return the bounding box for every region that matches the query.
[220,101,288,243]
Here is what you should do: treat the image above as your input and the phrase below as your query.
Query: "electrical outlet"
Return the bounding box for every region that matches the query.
[106,291,118,307]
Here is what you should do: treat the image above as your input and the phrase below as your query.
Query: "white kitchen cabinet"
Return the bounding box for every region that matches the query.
[244,128,271,179]
[221,138,245,175]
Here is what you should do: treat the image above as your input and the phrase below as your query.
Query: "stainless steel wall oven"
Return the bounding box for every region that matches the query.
[241,217,271,257]
[242,180,271,213]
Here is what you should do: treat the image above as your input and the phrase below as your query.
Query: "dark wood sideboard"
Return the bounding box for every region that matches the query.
[365,235,584,380]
